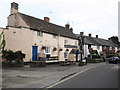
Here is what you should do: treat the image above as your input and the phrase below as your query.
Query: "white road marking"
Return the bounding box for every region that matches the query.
[111,65,118,70]
[46,66,95,88]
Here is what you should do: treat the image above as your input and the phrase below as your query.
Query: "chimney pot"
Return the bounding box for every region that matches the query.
[65,24,70,29]
[89,33,91,37]
[96,35,98,38]
[80,32,84,36]
[11,2,18,14]
[70,27,73,32]
[44,17,50,22]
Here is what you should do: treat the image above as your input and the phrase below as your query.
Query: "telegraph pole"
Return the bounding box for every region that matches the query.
[78,32,84,66]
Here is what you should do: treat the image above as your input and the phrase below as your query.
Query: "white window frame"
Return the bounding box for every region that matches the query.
[64,52,67,58]
[109,47,112,50]
[45,47,50,54]
[75,41,77,46]
[64,40,67,45]
[103,46,106,49]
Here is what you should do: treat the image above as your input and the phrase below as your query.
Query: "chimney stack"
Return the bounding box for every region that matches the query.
[11,2,18,14]
[96,35,98,38]
[44,17,50,22]
[80,32,84,36]
[65,24,70,29]
[89,33,91,37]
[70,27,73,32]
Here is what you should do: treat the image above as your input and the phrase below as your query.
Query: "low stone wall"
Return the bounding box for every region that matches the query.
[87,58,103,63]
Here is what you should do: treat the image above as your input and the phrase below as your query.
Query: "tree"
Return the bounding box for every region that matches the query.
[0,31,6,53]
[108,36,119,45]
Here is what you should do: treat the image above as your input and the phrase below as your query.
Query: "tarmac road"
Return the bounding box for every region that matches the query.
[49,63,119,88]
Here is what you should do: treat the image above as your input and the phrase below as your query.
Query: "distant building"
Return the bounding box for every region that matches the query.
[76,33,118,58]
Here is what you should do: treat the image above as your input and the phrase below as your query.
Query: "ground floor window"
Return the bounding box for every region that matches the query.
[45,47,50,54]
[64,52,67,58]
[97,46,100,49]
[88,44,91,49]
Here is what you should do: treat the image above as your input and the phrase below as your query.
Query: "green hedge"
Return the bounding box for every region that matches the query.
[91,54,101,59]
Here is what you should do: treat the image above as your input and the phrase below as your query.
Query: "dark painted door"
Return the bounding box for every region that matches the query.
[32,46,38,61]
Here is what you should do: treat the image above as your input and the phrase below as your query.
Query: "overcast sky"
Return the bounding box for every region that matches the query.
[0,0,119,39]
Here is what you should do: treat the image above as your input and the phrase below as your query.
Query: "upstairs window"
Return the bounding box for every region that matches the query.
[109,47,112,50]
[103,46,106,49]
[75,41,77,46]
[64,40,67,45]
[97,46,100,49]
[37,31,43,37]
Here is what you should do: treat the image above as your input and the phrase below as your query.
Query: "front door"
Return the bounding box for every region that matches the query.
[76,50,79,62]
[32,46,38,61]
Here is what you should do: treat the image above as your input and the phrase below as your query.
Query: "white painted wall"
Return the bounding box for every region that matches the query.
[84,45,89,57]
[4,26,78,62]
[4,27,34,62]
[8,13,29,28]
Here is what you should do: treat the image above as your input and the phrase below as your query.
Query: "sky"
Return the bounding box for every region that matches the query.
[0,0,119,39]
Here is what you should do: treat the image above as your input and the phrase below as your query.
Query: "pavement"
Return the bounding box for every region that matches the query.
[2,62,106,89]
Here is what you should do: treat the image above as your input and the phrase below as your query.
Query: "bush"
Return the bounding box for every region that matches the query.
[91,54,101,58]
[106,54,114,58]
[2,50,16,64]
[2,49,25,65]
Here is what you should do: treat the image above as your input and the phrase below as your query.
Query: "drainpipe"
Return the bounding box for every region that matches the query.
[57,34,60,61]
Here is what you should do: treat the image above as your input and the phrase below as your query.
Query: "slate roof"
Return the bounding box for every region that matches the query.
[75,34,117,47]
[18,12,77,39]
[70,49,80,54]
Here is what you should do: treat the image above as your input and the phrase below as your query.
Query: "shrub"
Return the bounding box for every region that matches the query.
[2,49,25,64]
[91,54,101,58]
[106,54,114,58]
[2,50,16,64]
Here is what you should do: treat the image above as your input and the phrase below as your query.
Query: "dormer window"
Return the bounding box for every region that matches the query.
[103,46,106,49]
[53,35,57,39]
[37,31,43,37]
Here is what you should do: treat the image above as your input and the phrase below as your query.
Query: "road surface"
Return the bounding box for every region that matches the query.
[48,63,118,88]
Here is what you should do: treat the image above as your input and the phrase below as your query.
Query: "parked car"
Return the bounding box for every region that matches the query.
[109,56,120,64]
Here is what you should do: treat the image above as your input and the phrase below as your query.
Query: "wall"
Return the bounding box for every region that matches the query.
[4,27,34,62]
[8,13,29,28]
[84,45,89,57]
[59,36,78,61]
[33,31,78,61]
[33,32,58,56]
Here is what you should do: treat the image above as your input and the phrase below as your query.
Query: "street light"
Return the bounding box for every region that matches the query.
[78,32,84,66]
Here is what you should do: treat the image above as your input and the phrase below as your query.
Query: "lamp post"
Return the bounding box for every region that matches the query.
[78,32,84,66]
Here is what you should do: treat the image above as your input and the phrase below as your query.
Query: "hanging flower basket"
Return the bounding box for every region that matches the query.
[59,48,63,51]
[42,46,46,50]
[53,47,57,51]
[66,49,69,51]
